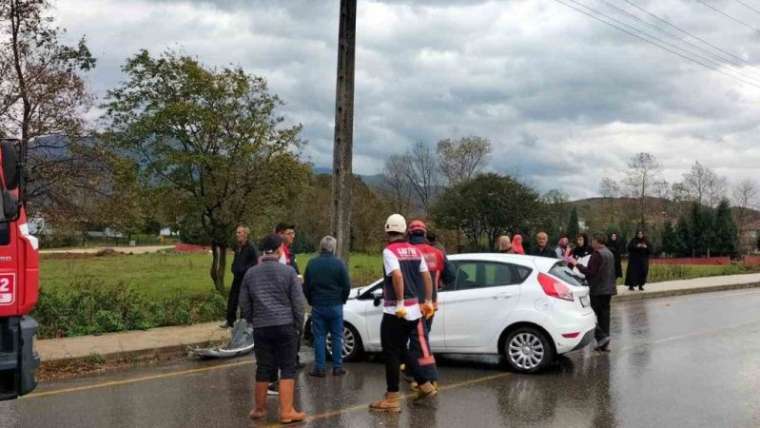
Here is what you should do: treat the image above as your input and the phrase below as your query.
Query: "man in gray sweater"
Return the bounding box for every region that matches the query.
[240,234,306,424]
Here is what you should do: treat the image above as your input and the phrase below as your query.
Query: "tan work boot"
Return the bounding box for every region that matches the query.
[415,382,437,401]
[369,392,401,413]
[278,379,306,424]
[248,382,269,420]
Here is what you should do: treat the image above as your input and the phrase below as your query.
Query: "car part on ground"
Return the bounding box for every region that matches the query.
[189,319,254,359]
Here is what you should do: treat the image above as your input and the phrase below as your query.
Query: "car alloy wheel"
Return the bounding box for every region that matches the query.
[507,330,547,372]
[326,324,359,361]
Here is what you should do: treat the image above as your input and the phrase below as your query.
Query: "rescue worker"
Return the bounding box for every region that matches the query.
[403,220,455,390]
[370,214,437,413]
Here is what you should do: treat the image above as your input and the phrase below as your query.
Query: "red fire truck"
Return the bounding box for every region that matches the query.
[0,138,40,400]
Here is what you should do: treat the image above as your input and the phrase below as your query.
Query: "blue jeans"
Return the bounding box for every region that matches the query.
[311,305,344,370]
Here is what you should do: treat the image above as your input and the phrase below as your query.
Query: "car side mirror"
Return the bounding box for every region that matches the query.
[373,296,382,307]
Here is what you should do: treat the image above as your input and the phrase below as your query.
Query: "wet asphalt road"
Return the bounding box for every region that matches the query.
[10,288,760,428]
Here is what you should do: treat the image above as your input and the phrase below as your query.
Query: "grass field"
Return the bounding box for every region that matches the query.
[40,250,760,297]
[39,251,384,297]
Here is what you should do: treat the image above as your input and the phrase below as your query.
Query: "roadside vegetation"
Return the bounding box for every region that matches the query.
[34,250,760,339]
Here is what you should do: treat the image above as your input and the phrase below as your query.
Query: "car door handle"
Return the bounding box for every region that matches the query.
[493,293,512,300]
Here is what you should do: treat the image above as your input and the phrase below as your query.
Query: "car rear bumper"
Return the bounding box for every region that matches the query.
[551,309,597,354]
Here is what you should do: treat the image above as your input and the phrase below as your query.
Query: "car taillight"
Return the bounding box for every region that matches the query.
[538,272,574,301]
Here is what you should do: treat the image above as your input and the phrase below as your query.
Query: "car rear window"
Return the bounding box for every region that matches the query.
[549,263,585,287]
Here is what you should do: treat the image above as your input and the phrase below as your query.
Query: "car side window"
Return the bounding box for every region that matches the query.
[453,261,531,291]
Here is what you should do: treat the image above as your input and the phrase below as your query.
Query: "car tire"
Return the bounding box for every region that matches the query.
[503,326,555,374]
[326,323,364,362]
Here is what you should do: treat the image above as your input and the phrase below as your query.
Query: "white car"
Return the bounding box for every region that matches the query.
[306,253,597,373]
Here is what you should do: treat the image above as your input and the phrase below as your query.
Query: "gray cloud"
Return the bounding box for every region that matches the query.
[54,0,760,198]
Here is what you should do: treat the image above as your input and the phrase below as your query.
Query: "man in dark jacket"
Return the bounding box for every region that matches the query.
[571,232,617,352]
[222,225,259,328]
[530,232,557,258]
[303,236,351,377]
[240,234,306,424]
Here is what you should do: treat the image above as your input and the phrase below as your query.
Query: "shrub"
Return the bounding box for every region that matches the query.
[33,279,226,339]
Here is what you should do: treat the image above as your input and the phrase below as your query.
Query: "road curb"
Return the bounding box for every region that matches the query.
[38,339,227,381]
[613,281,760,303]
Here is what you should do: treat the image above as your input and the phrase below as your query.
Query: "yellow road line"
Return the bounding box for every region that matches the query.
[23,360,253,399]
[262,371,512,427]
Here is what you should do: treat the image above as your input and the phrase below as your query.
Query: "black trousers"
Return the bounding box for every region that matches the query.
[226,276,243,326]
[382,314,430,392]
[590,295,612,342]
[253,324,299,381]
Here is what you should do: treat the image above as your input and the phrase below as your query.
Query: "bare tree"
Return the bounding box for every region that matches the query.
[1,0,97,214]
[733,178,758,254]
[624,152,666,227]
[680,161,727,207]
[437,136,491,186]
[599,177,620,198]
[402,141,439,215]
[382,154,414,213]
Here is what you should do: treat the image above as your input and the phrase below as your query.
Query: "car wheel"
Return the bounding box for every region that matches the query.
[503,326,555,373]
[326,323,364,362]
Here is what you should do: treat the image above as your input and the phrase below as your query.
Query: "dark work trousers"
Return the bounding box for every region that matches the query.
[253,324,299,381]
[225,276,243,327]
[590,295,612,342]
[406,317,438,382]
[382,314,428,392]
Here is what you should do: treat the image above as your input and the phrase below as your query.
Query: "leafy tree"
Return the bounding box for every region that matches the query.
[567,207,580,240]
[102,50,307,295]
[0,0,98,214]
[432,173,540,250]
[712,199,738,257]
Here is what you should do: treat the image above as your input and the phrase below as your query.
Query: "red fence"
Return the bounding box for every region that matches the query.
[743,256,760,267]
[650,257,731,266]
[174,243,210,253]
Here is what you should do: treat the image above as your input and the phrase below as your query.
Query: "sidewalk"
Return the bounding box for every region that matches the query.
[612,272,760,302]
[36,273,760,367]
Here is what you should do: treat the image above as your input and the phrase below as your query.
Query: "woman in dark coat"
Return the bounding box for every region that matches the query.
[608,232,624,279]
[571,233,592,259]
[625,230,652,291]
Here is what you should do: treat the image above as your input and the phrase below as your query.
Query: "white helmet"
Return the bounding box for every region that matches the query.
[384,214,407,234]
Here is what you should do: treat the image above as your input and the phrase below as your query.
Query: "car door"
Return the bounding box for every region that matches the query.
[441,260,529,349]
[361,283,385,351]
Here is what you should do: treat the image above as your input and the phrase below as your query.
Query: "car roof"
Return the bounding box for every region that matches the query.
[447,252,560,271]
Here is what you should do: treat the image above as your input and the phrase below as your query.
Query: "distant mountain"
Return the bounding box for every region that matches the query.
[312,166,385,189]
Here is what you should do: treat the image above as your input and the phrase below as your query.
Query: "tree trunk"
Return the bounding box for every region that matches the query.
[210,243,227,295]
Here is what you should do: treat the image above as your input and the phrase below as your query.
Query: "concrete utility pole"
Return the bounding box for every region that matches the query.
[331,0,357,262]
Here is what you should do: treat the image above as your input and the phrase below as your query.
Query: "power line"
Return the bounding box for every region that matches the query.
[599,0,760,83]
[621,0,757,69]
[733,0,760,17]
[549,0,760,89]
[695,0,760,33]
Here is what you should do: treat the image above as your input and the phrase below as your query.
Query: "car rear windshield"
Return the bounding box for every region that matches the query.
[549,263,585,287]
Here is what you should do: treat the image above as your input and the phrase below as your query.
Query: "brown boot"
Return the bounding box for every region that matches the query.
[278,379,306,424]
[415,382,437,401]
[369,392,401,413]
[248,382,268,420]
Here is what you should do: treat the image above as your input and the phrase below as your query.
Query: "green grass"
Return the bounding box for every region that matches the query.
[40,251,384,298]
[41,251,760,298]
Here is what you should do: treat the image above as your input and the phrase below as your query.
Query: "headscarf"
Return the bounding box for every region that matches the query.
[511,234,525,255]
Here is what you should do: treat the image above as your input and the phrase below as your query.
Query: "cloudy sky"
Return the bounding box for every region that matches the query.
[55,0,760,198]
